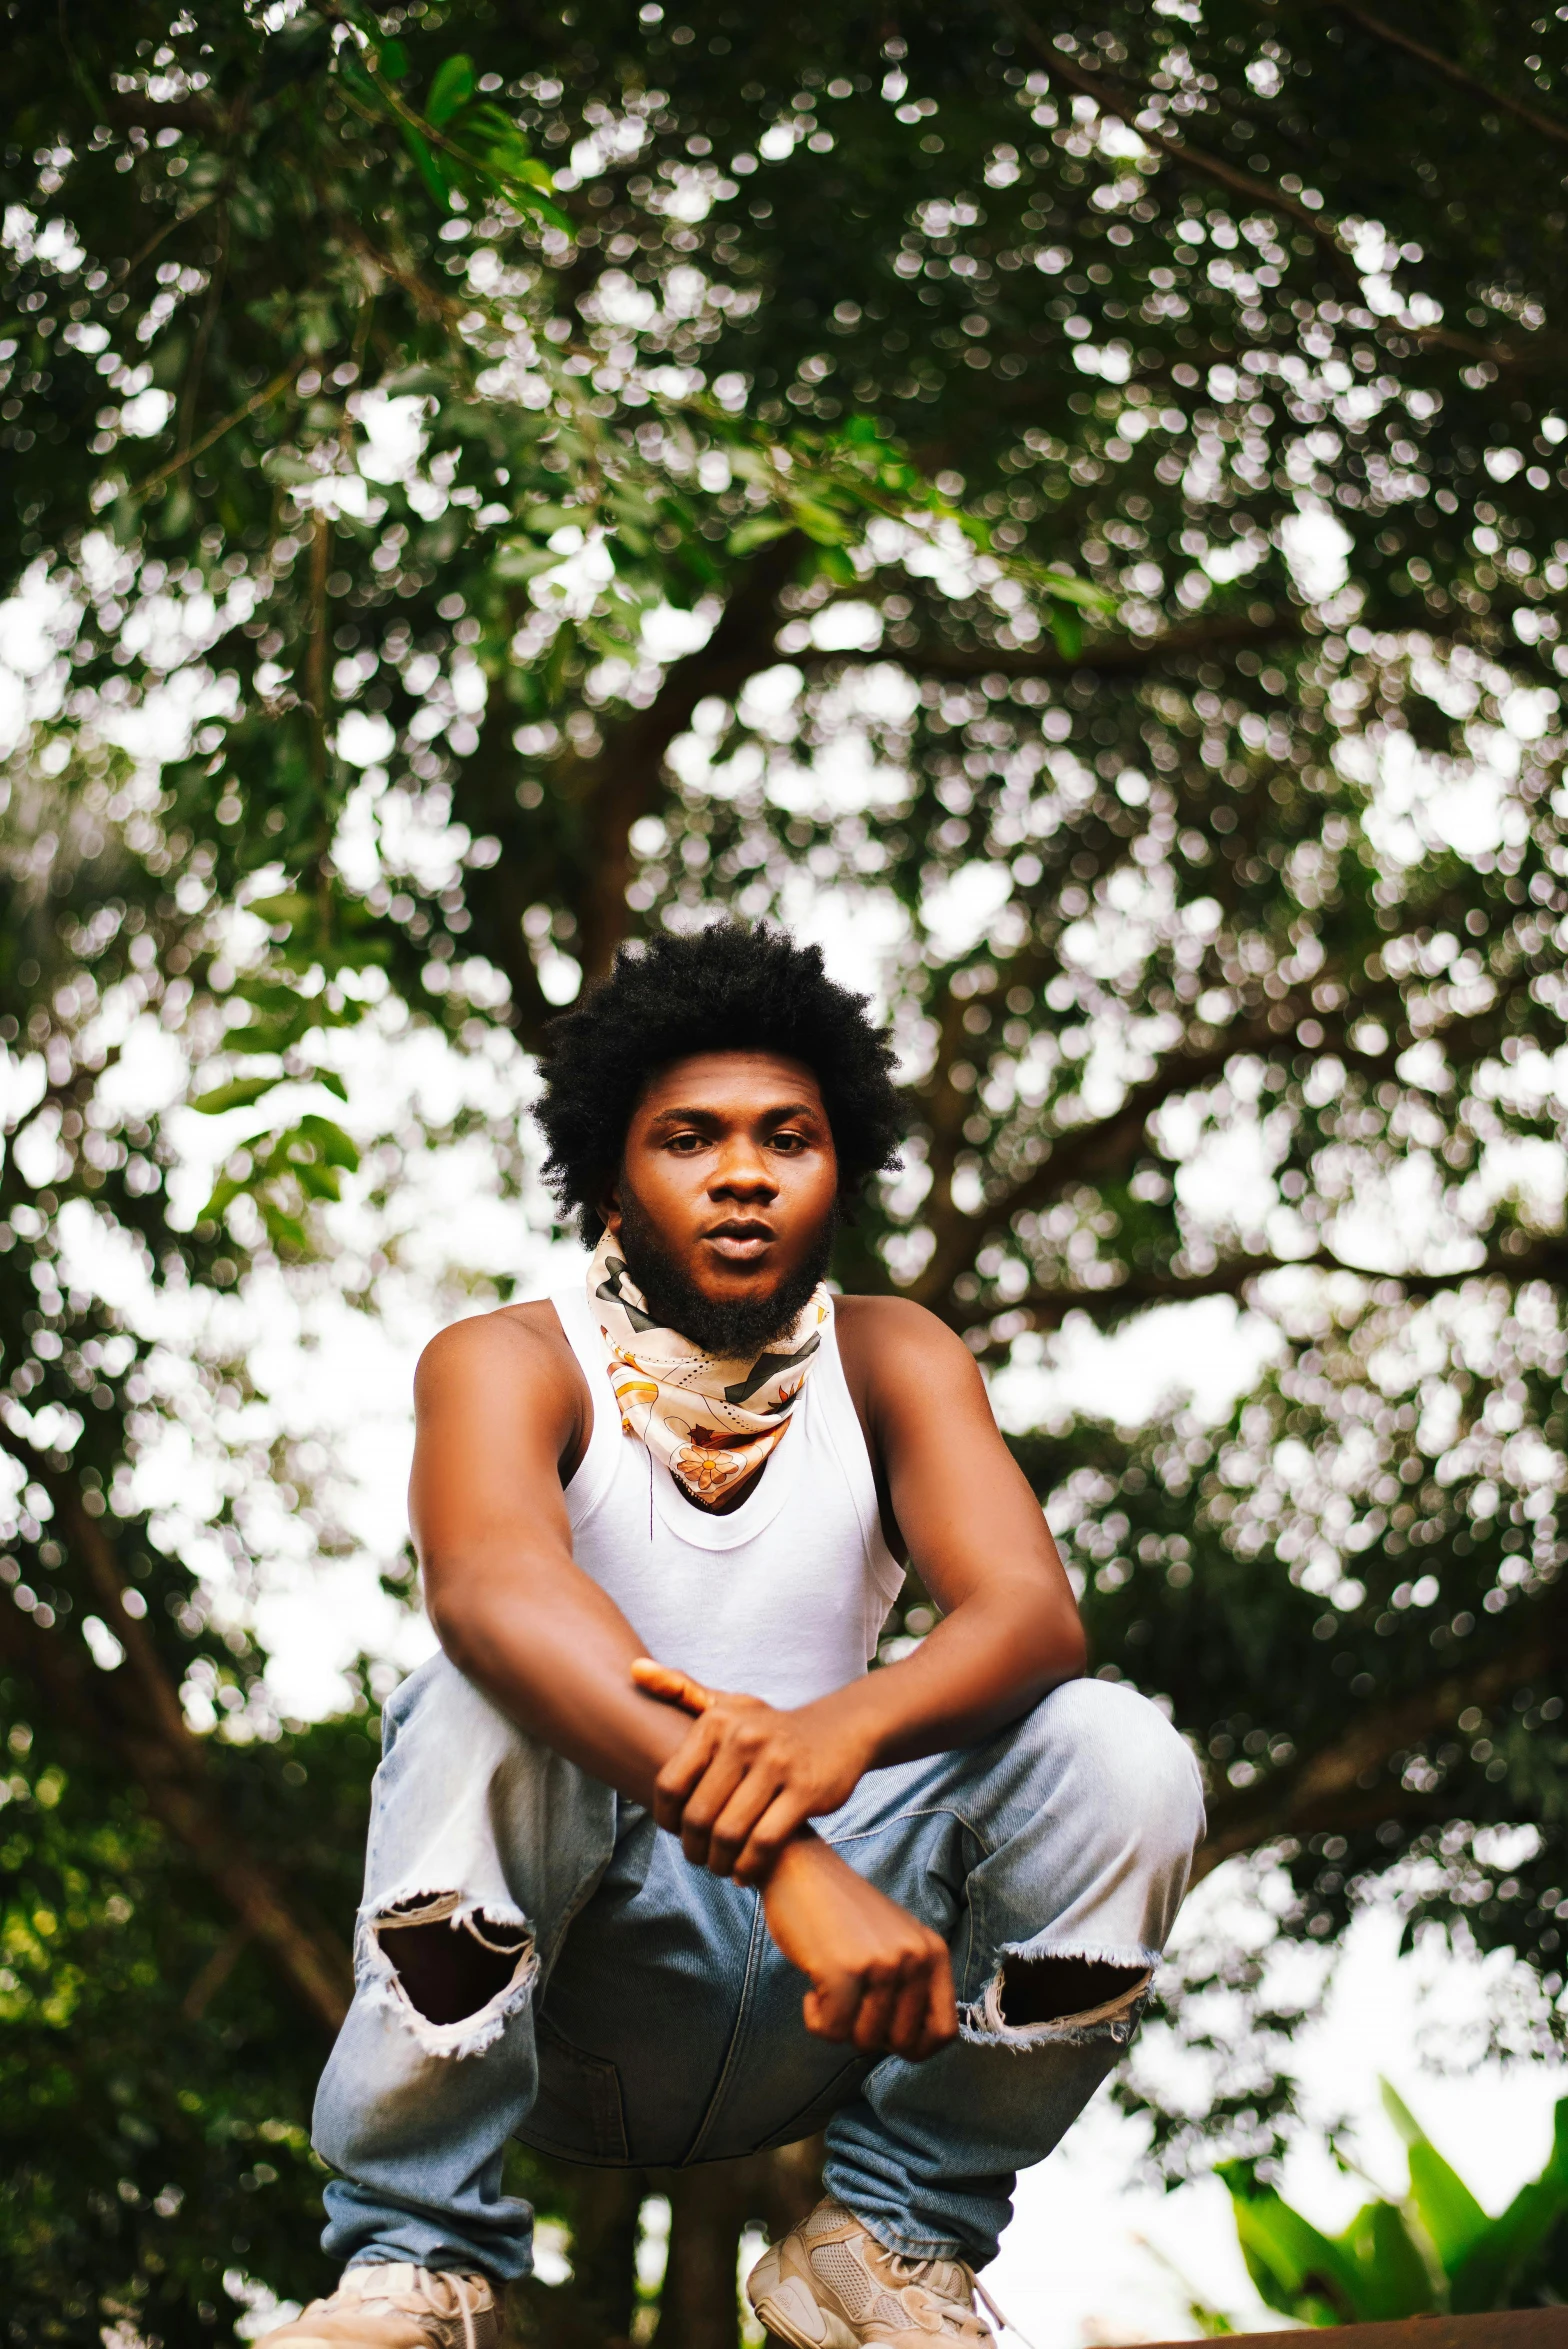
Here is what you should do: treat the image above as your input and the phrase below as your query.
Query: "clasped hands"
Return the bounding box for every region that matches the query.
[632,1656,956,2063]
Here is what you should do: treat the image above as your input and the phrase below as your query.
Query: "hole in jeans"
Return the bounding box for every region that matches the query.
[378,1913,530,2026]
[999,1953,1147,2028]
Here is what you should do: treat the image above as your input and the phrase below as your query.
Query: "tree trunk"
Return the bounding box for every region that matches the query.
[657,2142,825,2349]
[516,2142,824,2349]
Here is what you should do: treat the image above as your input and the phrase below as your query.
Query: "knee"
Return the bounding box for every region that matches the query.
[1029,1676,1205,1874]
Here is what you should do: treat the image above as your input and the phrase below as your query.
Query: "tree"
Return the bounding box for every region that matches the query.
[3,0,1568,2342]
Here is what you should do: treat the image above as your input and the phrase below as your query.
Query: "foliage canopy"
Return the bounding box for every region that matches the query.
[3,0,1568,2340]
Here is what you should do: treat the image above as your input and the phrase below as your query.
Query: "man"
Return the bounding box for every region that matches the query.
[272,924,1203,2349]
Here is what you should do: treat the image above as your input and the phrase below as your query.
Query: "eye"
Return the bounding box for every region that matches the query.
[667,1131,707,1153]
[770,1129,807,1153]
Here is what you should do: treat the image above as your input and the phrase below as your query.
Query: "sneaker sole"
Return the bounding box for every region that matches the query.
[747,2253,861,2349]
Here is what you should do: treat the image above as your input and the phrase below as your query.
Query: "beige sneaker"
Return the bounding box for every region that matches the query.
[747,2198,1006,2349]
[257,2263,501,2349]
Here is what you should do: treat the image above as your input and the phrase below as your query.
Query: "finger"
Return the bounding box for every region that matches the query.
[803,1969,862,2043]
[651,1717,721,1831]
[917,1947,960,2060]
[851,1970,901,2053]
[678,1751,752,1869]
[706,1770,788,1879]
[632,1657,715,1714]
[887,1966,933,2061]
[731,1789,811,1886]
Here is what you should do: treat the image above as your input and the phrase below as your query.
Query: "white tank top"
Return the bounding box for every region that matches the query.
[551,1282,905,1709]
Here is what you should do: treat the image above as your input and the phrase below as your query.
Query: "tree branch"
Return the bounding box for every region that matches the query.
[1320,2,1568,152]
[911,1019,1282,1312]
[128,357,304,499]
[822,611,1303,684]
[908,956,1545,1323]
[568,534,802,978]
[973,1236,1568,1343]
[456,537,801,1033]
[0,1415,352,2031]
[1000,4,1352,262]
[1000,5,1550,375]
[1195,1591,1568,1877]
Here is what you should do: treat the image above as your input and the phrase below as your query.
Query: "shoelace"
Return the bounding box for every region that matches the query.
[422,2271,484,2349]
[972,2276,1039,2349]
[348,2269,485,2349]
[885,2250,1037,2349]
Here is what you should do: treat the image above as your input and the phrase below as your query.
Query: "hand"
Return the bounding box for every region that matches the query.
[632,1658,872,1883]
[761,1834,958,2062]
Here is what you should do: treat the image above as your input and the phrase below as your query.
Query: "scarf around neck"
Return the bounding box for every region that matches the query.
[587,1232,832,1510]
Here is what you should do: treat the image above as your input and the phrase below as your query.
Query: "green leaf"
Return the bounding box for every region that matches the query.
[378,363,448,397]
[520,503,584,535]
[504,186,573,235]
[334,49,382,109]
[1039,567,1117,611]
[260,450,322,488]
[426,54,476,128]
[262,1205,311,1254]
[291,1157,343,1201]
[376,36,408,80]
[1049,603,1084,662]
[1382,2082,1492,2275]
[190,1076,283,1116]
[1219,2164,1362,2325]
[314,1070,349,1103]
[494,541,566,583]
[295,1114,360,1171]
[1334,2199,1436,2321]
[244,891,316,928]
[1447,2097,1568,2313]
[726,516,793,556]
[397,118,451,209]
[789,498,853,546]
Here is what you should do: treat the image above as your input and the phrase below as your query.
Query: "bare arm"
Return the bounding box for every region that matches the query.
[648,1300,1084,1878]
[816,1295,1086,1760]
[410,1307,693,1805]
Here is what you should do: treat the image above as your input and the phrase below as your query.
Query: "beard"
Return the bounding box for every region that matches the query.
[613,1187,837,1358]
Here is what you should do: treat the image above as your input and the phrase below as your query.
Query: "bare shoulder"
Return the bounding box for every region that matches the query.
[834,1293,983,1394]
[415,1297,587,1418]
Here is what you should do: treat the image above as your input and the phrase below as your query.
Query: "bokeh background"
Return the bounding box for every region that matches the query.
[3,4,1566,2343]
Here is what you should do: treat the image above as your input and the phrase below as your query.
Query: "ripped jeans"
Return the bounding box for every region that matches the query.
[313,1656,1204,2278]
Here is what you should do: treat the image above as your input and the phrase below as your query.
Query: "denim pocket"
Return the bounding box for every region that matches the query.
[517,2012,631,2163]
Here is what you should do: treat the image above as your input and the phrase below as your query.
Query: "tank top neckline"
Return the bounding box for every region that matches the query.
[549,1283,809,1554]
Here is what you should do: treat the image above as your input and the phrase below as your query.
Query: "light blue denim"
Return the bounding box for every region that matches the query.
[313,1655,1204,2278]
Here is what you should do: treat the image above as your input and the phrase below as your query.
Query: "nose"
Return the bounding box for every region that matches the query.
[709,1136,779,1201]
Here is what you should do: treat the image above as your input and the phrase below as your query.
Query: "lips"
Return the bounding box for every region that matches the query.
[703,1222,775,1261]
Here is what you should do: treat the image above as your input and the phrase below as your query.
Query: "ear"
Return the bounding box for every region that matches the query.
[599,1175,623,1237]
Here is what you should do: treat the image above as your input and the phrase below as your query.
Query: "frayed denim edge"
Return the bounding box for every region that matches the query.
[356,1886,538,2061]
[957,1936,1158,2052]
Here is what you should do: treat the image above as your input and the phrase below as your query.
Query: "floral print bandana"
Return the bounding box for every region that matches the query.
[587,1232,832,1509]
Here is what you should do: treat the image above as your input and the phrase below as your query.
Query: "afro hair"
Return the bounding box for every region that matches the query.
[535,923,907,1242]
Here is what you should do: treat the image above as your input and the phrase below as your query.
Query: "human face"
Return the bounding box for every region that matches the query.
[603,1051,839,1348]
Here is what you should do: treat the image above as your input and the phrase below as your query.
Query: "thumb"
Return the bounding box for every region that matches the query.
[631,1656,715,1714]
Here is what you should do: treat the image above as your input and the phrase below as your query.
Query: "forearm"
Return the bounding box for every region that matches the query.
[801,1575,1085,1775]
[427,1548,691,1808]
